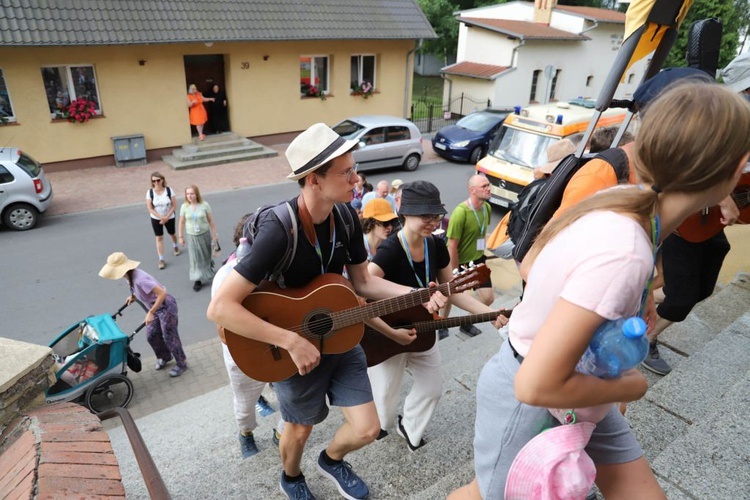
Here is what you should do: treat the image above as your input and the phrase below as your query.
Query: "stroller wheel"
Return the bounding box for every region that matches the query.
[85,374,134,414]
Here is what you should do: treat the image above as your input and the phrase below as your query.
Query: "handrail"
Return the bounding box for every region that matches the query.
[99,407,171,499]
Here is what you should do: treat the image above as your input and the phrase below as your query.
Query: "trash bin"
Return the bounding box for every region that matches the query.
[111,134,147,167]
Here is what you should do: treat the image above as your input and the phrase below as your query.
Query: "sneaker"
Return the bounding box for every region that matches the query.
[272,428,281,447]
[376,429,388,441]
[438,328,449,340]
[169,365,187,377]
[173,247,181,256]
[397,415,425,452]
[256,395,276,417]
[459,324,482,337]
[280,472,316,500]
[316,450,369,500]
[641,342,672,375]
[239,432,259,459]
[158,259,165,270]
[193,280,202,292]
[154,358,168,370]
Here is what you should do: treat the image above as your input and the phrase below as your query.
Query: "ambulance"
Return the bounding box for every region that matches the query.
[476,99,626,207]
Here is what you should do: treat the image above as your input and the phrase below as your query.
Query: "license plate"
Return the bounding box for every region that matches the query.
[434,143,446,150]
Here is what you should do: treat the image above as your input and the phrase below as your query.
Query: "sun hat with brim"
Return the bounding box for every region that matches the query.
[390,179,404,193]
[633,67,714,113]
[286,123,359,181]
[99,252,140,280]
[398,181,447,216]
[505,422,596,500]
[363,197,397,222]
[721,52,750,93]
[539,139,576,175]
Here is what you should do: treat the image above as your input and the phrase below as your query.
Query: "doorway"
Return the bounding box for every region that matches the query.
[184,54,229,135]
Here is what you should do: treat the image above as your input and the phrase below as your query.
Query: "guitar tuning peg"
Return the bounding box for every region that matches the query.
[468,261,476,269]
[452,268,460,276]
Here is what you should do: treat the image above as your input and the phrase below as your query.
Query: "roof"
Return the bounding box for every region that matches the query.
[555,5,626,24]
[441,61,510,80]
[0,0,436,46]
[458,17,589,41]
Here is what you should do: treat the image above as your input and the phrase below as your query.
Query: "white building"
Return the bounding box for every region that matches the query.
[442,1,648,111]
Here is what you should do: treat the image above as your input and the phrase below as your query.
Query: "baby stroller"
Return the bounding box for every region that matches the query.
[45,301,146,414]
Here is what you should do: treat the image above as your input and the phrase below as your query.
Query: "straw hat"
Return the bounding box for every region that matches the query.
[505,422,596,500]
[363,197,397,222]
[99,252,140,280]
[285,123,359,181]
[539,139,577,175]
[390,179,404,193]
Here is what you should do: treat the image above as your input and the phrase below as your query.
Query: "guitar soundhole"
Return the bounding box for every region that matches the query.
[306,312,333,338]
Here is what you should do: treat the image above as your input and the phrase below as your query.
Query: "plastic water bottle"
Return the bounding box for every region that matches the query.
[235,237,251,262]
[577,317,649,379]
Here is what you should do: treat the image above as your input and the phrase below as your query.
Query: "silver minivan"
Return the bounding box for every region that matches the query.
[0,148,53,230]
[332,115,423,172]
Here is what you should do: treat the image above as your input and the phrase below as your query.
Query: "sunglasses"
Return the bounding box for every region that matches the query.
[376,219,400,229]
[151,178,163,183]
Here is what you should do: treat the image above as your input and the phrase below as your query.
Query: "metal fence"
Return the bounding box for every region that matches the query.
[410,93,491,134]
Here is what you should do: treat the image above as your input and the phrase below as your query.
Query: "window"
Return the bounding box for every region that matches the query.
[350,55,376,91]
[41,65,102,117]
[386,126,410,142]
[361,127,386,145]
[628,73,635,84]
[300,56,330,95]
[586,75,593,87]
[0,166,14,184]
[530,70,541,102]
[0,68,15,122]
[550,69,562,101]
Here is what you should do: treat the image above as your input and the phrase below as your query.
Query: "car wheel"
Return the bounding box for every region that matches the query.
[469,146,483,164]
[3,203,39,231]
[403,153,421,172]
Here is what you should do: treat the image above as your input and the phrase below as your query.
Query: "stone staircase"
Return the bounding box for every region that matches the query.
[161,132,278,170]
[107,275,750,499]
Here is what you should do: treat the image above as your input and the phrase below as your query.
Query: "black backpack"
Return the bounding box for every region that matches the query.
[509,147,629,263]
[243,201,355,287]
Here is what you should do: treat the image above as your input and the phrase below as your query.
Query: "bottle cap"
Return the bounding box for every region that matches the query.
[622,317,647,339]
[239,237,248,244]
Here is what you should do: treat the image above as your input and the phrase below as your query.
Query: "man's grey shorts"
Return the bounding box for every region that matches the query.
[274,345,373,426]
[473,340,644,499]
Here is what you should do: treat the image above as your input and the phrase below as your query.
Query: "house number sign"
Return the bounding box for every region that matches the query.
[241,62,250,69]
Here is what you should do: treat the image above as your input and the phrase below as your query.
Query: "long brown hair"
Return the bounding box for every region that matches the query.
[526,83,750,264]
[183,185,204,204]
[150,171,167,188]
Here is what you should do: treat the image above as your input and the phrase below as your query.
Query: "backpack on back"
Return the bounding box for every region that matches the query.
[243,201,355,287]
[509,147,629,263]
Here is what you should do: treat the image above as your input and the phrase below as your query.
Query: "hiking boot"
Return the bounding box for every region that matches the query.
[169,365,187,377]
[459,324,482,337]
[256,395,276,417]
[280,471,316,500]
[397,415,425,452]
[641,342,672,375]
[239,432,259,459]
[316,450,369,500]
[272,428,282,447]
[438,328,449,340]
[158,259,165,270]
[173,247,181,256]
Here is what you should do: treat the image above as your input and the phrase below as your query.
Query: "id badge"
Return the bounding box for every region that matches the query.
[476,238,486,251]
[193,223,200,233]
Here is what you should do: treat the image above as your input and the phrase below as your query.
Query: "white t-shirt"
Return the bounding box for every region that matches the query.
[211,257,238,298]
[509,211,654,357]
[146,187,175,220]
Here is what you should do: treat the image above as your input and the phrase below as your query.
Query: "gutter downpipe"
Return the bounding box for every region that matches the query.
[511,38,526,69]
[579,20,599,35]
[405,39,423,118]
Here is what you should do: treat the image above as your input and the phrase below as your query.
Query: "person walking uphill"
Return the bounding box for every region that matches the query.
[146,172,180,270]
[208,122,447,500]
[179,185,219,291]
[99,252,188,377]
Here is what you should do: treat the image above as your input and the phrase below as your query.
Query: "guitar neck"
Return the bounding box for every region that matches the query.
[413,310,507,333]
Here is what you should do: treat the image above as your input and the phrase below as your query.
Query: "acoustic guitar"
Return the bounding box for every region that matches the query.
[360,308,512,367]
[677,172,750,243]
[224,265,490,382]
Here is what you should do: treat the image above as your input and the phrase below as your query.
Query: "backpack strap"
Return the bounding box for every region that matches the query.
[333,203,356,263]
[267,202,298,287]
[149,188,154,201]
[596,148,630,184]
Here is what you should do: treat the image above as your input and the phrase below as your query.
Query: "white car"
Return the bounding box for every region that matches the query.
[0,148,53,230]
[332,115,423,172]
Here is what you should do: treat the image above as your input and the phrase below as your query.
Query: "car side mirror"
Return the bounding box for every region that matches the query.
[359,140,368,148]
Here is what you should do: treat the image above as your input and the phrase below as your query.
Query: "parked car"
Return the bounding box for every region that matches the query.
[332,115,423,172]
[0,148,53,230]
[432,108,512,164]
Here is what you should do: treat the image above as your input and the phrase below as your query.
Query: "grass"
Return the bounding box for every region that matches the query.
[412,74,443,104]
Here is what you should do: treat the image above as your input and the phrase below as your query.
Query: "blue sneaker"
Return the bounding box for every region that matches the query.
[316,450,369,500]
[239,432,258,459]
[256,395,276,417]
[280,471,316,500]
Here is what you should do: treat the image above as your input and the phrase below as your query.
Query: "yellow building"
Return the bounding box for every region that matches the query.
[0,1,435,170]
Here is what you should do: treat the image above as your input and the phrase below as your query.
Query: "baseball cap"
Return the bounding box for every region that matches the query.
[633,68,714,113]
[362,198,396,222]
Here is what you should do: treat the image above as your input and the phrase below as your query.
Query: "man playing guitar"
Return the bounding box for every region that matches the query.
[208,123,446,500]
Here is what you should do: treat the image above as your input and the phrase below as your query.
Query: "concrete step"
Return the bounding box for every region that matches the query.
[190,132,243,145]
[171,142,266,162]
[162,147,278,170]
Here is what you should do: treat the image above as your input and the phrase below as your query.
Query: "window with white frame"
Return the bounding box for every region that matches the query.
[550,69,562,101]
[0,68,15,122]
[350,55,376,92]
[530,70,541,102]
[300,56,330,96]
[41,65,102,117]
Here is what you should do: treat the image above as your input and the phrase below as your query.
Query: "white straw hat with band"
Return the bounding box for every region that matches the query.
[286,123,359,181]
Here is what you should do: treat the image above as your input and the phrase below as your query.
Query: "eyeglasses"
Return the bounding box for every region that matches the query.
[151,178,163,183]
[328,164,359,182]
[419,214,444,224]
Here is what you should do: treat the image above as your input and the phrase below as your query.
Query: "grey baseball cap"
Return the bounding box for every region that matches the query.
[721,52,750,93]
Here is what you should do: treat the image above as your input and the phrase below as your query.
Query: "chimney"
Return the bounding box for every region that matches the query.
[533,0,557,25]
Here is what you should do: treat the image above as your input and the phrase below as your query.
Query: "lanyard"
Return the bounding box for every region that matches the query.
[467,198,486,234]
[363,235,374,262]
[313,219,336,274]
[398,231,429,288]
[639,214,661,316]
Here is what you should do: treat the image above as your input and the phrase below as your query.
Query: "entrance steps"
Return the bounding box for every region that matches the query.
[161,132,277,170]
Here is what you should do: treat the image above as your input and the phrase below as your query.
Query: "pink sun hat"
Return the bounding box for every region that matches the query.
[505,422,597,500]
